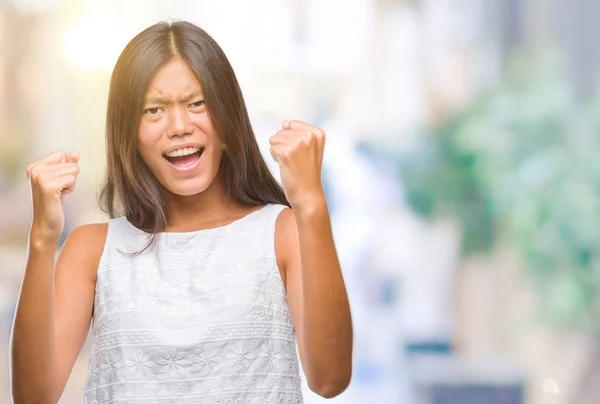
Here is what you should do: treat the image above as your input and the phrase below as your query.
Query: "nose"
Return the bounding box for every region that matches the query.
[166,106,194,138]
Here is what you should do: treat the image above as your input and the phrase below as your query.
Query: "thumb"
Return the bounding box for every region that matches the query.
[66,150,80,164]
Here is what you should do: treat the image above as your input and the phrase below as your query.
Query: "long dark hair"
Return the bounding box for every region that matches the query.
[99,21,288,238]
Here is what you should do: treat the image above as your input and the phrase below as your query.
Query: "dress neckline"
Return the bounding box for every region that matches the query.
[122,204,271,237]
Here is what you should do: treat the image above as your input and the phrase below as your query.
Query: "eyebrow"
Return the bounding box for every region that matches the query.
[145,91,204,105]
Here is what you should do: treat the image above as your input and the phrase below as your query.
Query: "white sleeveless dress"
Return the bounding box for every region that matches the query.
[83,204,303,404]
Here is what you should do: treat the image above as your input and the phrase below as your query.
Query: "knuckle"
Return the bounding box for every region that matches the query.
[37,172,49,184]
[31,167,43,180]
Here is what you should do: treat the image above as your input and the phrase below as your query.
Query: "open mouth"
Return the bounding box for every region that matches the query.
[163,147,205,168]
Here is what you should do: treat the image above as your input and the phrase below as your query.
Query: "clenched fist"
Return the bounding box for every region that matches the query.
[269,120,326,209]
[26,150,80,243]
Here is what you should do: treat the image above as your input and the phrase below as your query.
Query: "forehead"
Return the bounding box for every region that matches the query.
[146,58,203,96]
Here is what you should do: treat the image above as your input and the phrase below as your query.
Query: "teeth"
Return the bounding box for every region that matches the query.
[165,147,200,158]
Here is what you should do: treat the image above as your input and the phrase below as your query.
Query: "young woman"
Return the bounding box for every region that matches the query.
[10,21,352,403]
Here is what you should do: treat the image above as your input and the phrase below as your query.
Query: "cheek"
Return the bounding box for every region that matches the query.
[192,111,218,137]
[139,119,161,142]
[192,116,222,156]
[137,124,163,165]
[209,145,223,167]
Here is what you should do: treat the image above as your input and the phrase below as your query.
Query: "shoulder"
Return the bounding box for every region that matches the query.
[274,207,298,270]
[64,223,108,248]
[274,205,296,237]
[57,223,109,275]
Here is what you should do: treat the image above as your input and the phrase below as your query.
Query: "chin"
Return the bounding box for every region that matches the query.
[162,178,213,197]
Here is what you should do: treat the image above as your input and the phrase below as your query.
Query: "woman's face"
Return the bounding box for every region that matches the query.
[137,58,223,197]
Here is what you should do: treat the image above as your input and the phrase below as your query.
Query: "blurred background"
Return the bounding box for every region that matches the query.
[1,0,600,403]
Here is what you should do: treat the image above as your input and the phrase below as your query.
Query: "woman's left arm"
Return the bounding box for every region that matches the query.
[271,120,353,398]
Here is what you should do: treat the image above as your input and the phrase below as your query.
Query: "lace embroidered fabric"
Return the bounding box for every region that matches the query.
[83,204,303,403]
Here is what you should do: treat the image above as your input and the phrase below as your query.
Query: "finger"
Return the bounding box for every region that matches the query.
[269,145,291,164]
[39,149,68,165]
[61,176,78,195]
[269,130,306,145]
[46,163,79,178]
[269,147,279,163]
[271,130,320,152]
[35,163,79,177]
[66,150,80,164]
[32,163,79,184]
[285,120,325,137]
[45,175,77,200]
[26,149,68,177]
[288,121,326,150]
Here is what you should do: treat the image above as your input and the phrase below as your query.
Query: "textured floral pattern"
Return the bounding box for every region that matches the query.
[84,204,303,403]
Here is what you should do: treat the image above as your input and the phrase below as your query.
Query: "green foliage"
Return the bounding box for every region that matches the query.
[399,51,600,329]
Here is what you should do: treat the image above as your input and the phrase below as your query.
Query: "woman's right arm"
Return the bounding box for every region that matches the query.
[10,224,106,404]
[9,150,106,403]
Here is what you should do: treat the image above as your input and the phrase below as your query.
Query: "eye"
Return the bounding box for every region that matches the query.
[189,100,205,109]
[143,107,163,116]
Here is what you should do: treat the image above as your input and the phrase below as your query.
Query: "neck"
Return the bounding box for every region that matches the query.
[163,177,250,232]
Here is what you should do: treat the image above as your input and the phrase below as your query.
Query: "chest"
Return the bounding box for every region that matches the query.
[93,242,290,333]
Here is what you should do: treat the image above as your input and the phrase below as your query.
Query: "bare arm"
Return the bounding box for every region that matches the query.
[10,147,104,403]
[10,224,105,403]
[269,119,353,398]
[276,201,353,398]
[54,224,106,395]
[10,236,58,403]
